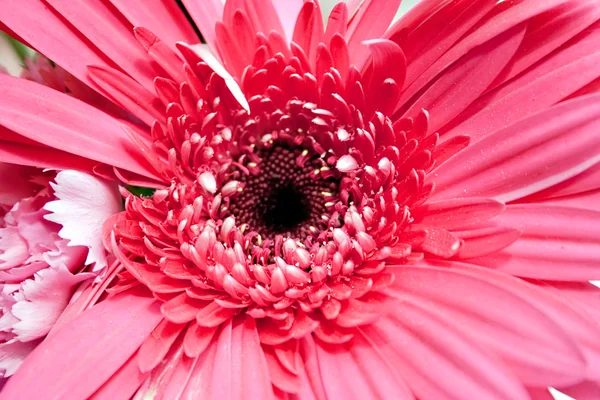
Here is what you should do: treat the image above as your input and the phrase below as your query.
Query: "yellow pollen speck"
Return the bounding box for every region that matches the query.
[301,149,309,156]
[248,162,257,168]
[321,191,333,196]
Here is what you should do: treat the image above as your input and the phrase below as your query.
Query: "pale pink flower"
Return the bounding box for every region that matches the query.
[0,1,599,399]
[0,165,120,377]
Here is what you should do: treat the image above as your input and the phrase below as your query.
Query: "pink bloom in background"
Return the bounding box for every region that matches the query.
[0,165,120,378]
[0,0,599,399]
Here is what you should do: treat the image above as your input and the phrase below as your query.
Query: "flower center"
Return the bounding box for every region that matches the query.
[227,143,340,242]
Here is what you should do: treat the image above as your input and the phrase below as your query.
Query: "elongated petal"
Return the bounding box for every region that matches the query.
[361,304,529,400]
[388,264,586,387]
[106,0,198,46]
[345,0,402,69]
[0,0,112,87]
[181,0,224,55]
[444,20,600,142]
[90,352,148,400]
[404,23,526,133]
[472,205,600,281]
[181,318,275,399]
[430,94,600,202]
[314,332,414,399]
[0,74,161,180]
[0,290,162,400]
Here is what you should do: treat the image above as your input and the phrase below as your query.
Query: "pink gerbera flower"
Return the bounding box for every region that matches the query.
[1,0,600,398]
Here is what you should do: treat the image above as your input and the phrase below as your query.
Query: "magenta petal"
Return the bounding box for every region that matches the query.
[430,94,600,202]
[0,74,161,180]
[181,0,224,55]
[0,290,162,400]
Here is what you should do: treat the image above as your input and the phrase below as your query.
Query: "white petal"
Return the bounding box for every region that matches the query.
[43,171,121,271]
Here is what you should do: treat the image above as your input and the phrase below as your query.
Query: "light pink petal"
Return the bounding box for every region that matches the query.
[430,94,600,203]
[272,0,304,42]
[43,171,122,271]
[11,264,91,342]
[451,263,600,381]
[345,0,402,69]
[45,0,162,91]
[181,317,274,399]
[471,204,600,281]
[107,0,198,46]
[0,340,39,378]
[0,226,29,271]
[0,0,112,87]
[388,263,586,387]
[0,74,161,180]
[181,0,225,55]
[544,282,600,327]
[90,352,148,400]
[0,290,162,400]
[361,304,529,400]
[403,23,526,134]
[314,331,415,399]
[443,19,600,142]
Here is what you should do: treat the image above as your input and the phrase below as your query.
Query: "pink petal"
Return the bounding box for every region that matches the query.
[138,319,184,373]
[272,0,304,42]
[43,171,122,271]
[395,0,573,113]
[403,23,526,134]
[0,136,101,175]
[453,263,600,381]
[90,352,148,400]
[345,0,402,69]
[0,340,39,378]
[180,317,275,399]
[0,290,162,400]
[523,161,600,202]
[45,0,162,91]
[560,380,600,399]
[11,264,91,342]
[0,0,112,87]
[471,204,600,281]
[430,94,600,203]
[413,197,505,230]
[0,74,161,180]
[444,20,600,142]
[490,1,600,88]
[106,0,198,47]
[181,0,224,55]
[0,163,40,208]
[362,304,529,400]
[388,263,587,387]
[88,65,165,127]
[314,331,414,400]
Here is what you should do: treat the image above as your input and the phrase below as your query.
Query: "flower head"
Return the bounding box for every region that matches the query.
[1,0,600,399]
